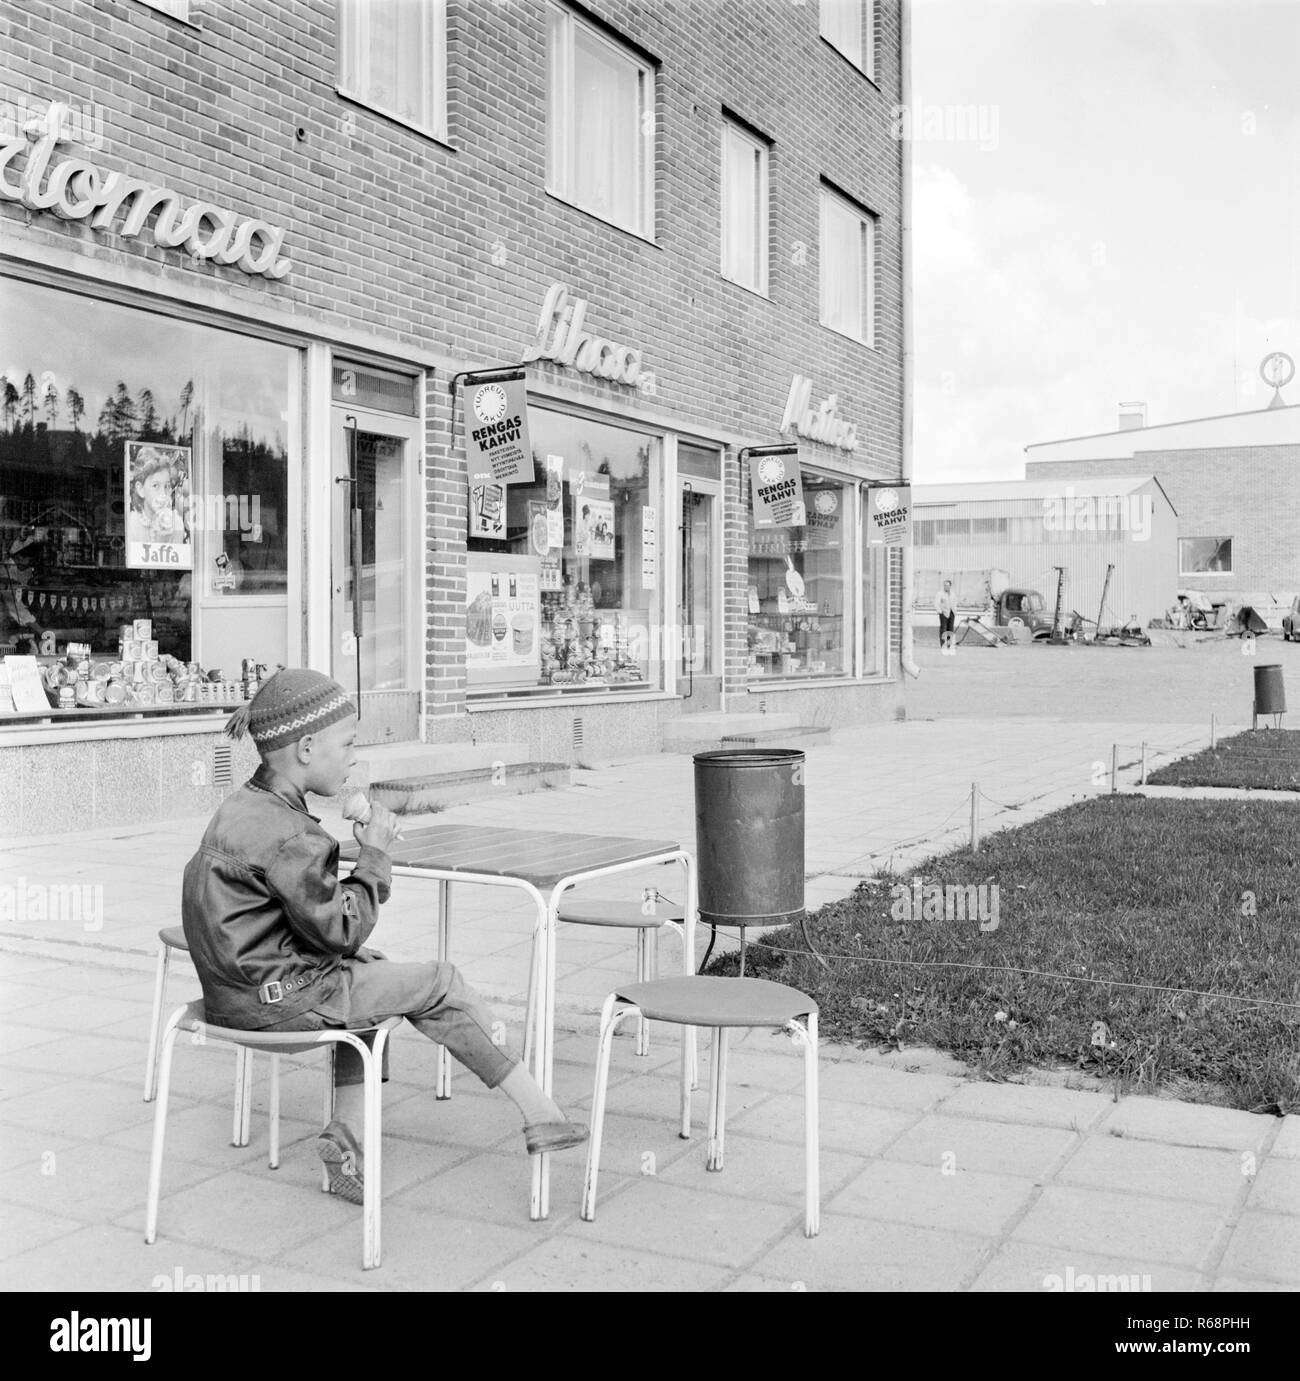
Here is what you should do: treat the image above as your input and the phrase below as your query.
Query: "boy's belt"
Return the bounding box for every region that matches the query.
[258,970,325,1005]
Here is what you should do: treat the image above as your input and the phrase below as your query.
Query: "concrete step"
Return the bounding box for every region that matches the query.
[721,725,831,746]
[661,712,826,753]
[370,761,571,813]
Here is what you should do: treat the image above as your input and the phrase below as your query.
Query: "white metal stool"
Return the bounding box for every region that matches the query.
[554,897,687,1056]
[144,999,400,1270]
[581,975,819,1237]
[144,926,255,1148]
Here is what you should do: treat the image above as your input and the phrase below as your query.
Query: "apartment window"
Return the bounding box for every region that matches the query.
[721,119,769,295]
[338,0,447,141]
[820,185,874,343]
[820,0,873,75]
[547,2,654,238]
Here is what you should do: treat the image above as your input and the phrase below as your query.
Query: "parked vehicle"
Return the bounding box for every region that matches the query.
[1284,595,1300,642]
[919,567,1056,639]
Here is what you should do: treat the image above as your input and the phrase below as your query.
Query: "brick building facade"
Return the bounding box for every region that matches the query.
[0,0,905,834]
[1025,407,1300,617]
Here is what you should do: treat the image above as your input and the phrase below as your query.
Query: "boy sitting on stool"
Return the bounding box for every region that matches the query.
[181,668,586,1204]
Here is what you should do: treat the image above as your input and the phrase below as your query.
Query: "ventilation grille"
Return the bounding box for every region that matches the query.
[213,743,233,787]
[572,716,585,750]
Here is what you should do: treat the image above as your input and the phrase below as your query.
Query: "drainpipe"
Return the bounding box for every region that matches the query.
[898,0,920,679]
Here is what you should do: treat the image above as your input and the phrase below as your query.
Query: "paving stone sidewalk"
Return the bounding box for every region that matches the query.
[1,713,1296,1291]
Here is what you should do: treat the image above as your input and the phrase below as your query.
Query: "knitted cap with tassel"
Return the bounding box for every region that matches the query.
[224,668,356,753]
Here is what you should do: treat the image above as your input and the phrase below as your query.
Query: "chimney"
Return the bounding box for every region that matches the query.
[1118,401,1146,431]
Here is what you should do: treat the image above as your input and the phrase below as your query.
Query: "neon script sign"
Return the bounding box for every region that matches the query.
[0,102,291,279]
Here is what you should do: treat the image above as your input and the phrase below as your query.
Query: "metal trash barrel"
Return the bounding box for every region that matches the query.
[693,748,805,927]
[1254,664,1287,715]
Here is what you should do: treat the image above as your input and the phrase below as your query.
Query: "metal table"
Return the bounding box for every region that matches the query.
[341,821,696,1220]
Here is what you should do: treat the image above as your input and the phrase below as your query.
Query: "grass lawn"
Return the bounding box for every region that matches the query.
[1147,728,1300,791]
[708,796,1300,1114]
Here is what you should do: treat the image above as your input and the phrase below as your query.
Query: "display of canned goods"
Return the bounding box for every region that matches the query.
[148,661,169,684]
[155,685,174,704]
[103,681,128,705]
[57,684,75,708]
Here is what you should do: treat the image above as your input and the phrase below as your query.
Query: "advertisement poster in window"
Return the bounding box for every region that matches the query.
[750,448,804,528]
[866,485,911,546]
[544,455,566,548]
[528,500,550,556]
[465,568,540,671]
[573,495,615,560]
[806,487,843,550]
[125,442,193,569]
[469,476,506,540]
[641,505,657,590]
[463,375,534,483]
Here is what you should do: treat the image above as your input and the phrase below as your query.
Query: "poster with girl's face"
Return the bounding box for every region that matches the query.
[572,495,615,561]
[125,441,192,570]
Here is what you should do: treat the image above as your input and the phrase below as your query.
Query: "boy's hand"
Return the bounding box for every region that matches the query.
[355,803,402,853]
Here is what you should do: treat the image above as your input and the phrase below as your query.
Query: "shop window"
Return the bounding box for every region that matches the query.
[547,2,654,238]
[820,0,873,75]
[721,118,769,295]
[0,277,294,716]
[466,408,662,695]
[338,0,447,141]
[1180,537,1233,575]
[747,469,853,680]
[820,184,874,344]
[913,519,935,545]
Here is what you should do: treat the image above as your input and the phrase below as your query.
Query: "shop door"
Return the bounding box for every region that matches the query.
[331,409,420,744]
[678,478,721,711]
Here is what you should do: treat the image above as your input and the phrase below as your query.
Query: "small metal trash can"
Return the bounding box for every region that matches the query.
[1253,663,1287,726]
[693,748,805,929]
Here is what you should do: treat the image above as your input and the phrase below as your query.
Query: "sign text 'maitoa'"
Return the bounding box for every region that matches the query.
[1,102,291,279]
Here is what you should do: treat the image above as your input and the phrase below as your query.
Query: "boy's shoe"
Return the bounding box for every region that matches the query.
[524,1120,589,1155]
[317,1119,365,1204]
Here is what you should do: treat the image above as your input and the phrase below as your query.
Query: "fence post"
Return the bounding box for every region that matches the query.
[1111,744,1119,794]
[970,780,980,853]
[1140,741,1147,785]
[1210,712,1216,750]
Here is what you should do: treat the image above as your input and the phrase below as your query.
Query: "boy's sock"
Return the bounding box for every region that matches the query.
[331,1084,365,1147]
[499,1062,567,1128]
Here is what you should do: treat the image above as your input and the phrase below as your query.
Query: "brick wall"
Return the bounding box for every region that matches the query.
[2,0,902,455]
[1025,446,1300,595]
[2,0,906,734]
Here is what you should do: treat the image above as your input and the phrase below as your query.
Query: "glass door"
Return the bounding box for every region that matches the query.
[678,475,721,710]
[331,407,420,743]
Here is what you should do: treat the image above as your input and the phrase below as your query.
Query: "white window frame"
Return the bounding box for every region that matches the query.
[546,1,655,240]
[337,0,448,143]
[720,119,770,296]
[135,0,191,20]
[1179,537,1234,576]
[819,184,875,345]
[820,0,874,78]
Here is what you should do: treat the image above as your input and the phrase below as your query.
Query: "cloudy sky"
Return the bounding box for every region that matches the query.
[911,0,1300,481]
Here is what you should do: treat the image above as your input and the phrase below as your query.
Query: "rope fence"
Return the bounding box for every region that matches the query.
[648,711,1300,1010]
